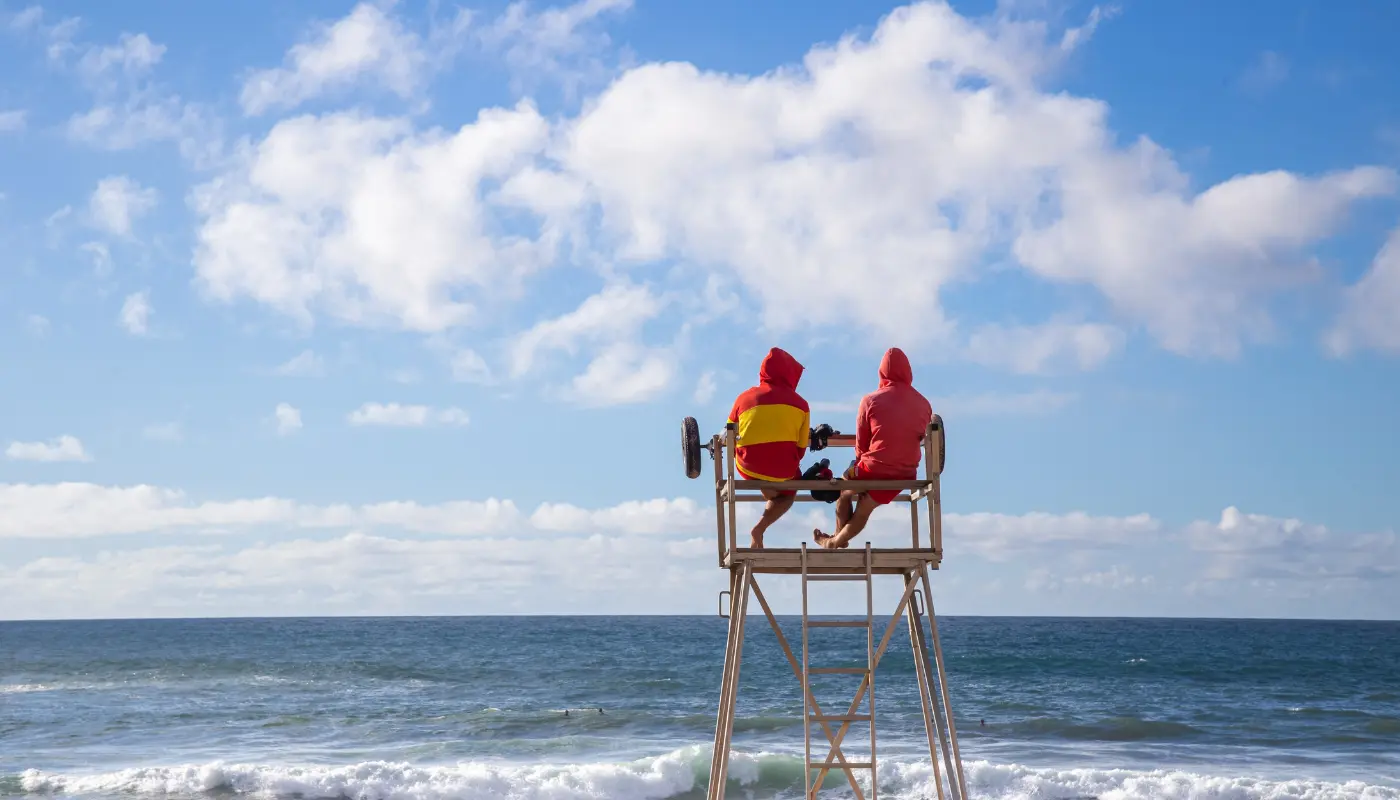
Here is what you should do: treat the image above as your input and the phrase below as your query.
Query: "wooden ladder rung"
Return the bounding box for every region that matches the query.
[808,761,874,769]
[805,575,871,582]
[808,714,873,722]
[809,667,869,674]
[807,620,869,628]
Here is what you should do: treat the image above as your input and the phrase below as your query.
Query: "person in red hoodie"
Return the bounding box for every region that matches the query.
[814,347,931,549]
[727,347,811,549]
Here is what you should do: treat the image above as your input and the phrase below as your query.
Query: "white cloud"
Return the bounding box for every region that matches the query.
[23,314,50,337]
[66,91,215,162]
[946,510,1160,561]
[119,291,151,335]
[694,371,716,404]
[89,175,158,237]
[1325,224,1400,355]
[558,2,1393,354]
[1186,506,1397,582]
[142,422,183,442]
[75,32,165,83]
[192,105,558,332]
[239,1,469,116]
[529,497,706,535]
[478,0,633,92]
[964,320,1126,374]
[6,436,92,463]
[510,283,661,375]
[508,283,676,405]
[188,0,1396,378]
[346,402,470,427]
[20,20,220,161]
[0,529,720,619]
[0,109,26,132]
[275,403,303,435]
[0,482,713,540]
[274,349,326,377]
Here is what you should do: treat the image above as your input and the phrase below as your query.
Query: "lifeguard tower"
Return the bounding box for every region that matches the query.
[681,416,967,800]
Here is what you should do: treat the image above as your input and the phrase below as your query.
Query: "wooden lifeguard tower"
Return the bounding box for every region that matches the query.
[682,416,968,800]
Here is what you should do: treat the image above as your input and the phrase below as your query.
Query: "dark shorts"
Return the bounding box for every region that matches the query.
[843,462,911,505]
[738,466,802,497]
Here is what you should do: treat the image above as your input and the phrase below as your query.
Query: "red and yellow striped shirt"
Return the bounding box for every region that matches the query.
[727,347,810,482]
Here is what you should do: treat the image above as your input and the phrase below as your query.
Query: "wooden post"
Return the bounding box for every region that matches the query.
[707,563,751,800]
[904,571,946,800]
[726,426,738,559]
[919,567,967,800]
[713,435,726,567]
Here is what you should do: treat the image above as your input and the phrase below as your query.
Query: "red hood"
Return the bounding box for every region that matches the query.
[759,347,804,389]
[879,348,913,387]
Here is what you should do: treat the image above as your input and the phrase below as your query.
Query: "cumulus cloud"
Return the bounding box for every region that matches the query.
[1325,224,1400,356]
[0,482,710,540]
[192,105,558,331]
[89,176,157,237]
[274,403,303,435]
[0,530,719,619]
[119,291,151,335]
[6,436,92,463]
[24,20,220,161]
[509,283,676,405]
[346,402,470,427]
[1186,506,1397,582]
[186,0,1395,381]
[946,510,1160,561]
[477,0,633,93]
[239,1,470,115]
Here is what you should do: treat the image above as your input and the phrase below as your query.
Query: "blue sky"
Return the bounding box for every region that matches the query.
[1,0,1397,621]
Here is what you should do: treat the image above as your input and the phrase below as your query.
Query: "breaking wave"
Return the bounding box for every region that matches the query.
[8,746,1397,800]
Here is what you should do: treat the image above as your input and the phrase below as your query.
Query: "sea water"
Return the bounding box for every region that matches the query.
[2,616,1397,799]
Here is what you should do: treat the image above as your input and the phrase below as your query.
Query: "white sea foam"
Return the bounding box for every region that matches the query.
[15,747,1399,800]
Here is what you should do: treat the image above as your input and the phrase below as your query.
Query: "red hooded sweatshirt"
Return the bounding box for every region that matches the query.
[855,348,932,476]
[727,347,810,482]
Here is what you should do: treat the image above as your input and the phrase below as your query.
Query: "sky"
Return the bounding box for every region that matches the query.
[1,0,1398,621]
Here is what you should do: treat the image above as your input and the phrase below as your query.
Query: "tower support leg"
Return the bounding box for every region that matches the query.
[919,568,969,800]
[707,563,752,800]
[904,570,947,800]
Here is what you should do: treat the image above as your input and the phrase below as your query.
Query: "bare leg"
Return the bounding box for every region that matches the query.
[814,493,880,549]
[750,489,794,548]
[835,492,855,531]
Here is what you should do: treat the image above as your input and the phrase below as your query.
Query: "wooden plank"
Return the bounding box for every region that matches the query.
[719,479,931,491]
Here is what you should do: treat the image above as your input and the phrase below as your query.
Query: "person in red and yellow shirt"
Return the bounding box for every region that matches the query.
[814,347,931,549]
[727,347,810,549]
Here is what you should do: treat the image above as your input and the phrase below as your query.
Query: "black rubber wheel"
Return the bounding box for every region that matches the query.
[682,416,702,479]
[931,414,946,474]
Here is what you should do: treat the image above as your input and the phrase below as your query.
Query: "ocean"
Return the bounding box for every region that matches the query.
[1,616,1397,800]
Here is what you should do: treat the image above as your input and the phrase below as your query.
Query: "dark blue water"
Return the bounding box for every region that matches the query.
[2,617,1397,799]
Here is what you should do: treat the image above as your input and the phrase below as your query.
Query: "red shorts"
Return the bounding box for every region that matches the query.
[843,462,913,505]
[738,466,802,497]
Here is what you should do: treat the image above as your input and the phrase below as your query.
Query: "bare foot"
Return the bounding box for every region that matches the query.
[813,530,841,549]
[749,531,764,549]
